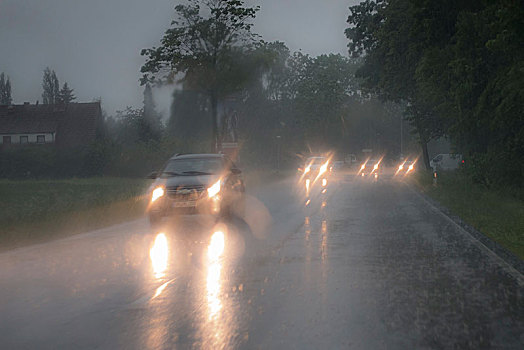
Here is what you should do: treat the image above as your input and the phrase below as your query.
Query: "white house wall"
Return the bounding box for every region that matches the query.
[0,133,55,144]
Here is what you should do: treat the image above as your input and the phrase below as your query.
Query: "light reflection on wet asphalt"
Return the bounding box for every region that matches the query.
[0,173,523,349]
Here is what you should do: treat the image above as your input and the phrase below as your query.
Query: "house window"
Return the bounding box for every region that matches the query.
[20,136,28,144]
[37,135,45,143]
[2,136,11,144]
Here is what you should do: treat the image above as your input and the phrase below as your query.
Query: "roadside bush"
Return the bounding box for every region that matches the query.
[465,148,524,191]
[0,140,111,179]
[0,146,57,178]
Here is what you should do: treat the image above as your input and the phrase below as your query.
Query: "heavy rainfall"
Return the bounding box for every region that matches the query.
[1,0,523,349]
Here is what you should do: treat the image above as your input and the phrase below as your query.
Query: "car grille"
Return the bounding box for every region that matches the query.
[166,185,206,201]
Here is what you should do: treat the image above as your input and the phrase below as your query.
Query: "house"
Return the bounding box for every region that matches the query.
[0,102,103,150]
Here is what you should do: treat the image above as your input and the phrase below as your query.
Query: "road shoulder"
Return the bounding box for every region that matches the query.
[407,183,524,277]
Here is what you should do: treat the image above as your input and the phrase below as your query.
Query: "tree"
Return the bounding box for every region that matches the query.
[57,82,76,104]
[0,72,12,105]
[141,0,259,152]
[345,0,459,169]
[42,67,60,104]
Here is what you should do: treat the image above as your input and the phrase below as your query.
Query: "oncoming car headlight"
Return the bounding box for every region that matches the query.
[319,161,329,176]
[207,179,221,198]
[151,186,165,203]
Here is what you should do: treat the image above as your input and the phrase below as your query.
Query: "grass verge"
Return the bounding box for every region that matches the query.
[413,171,524,260]
[0,178,150,250]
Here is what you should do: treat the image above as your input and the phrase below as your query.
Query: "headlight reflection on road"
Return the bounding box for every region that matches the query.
[150,233,168,279]
[305,178,310,195]
[321,220,328,261]
[207,230,225,320]
[305,216,311,241]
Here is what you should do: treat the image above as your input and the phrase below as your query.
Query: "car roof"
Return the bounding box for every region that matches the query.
[169,153,225,160]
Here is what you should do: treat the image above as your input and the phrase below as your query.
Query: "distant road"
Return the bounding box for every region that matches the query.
[1,174,522,349]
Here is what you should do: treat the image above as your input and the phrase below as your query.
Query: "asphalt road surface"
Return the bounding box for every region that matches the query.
[1,174,523,349]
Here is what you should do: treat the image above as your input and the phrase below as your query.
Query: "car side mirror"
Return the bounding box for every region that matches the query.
[231,168,241,175]
[146,171,158,179]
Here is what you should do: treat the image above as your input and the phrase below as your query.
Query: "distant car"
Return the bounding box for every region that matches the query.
[430,153,463,171]
[146,153,245,225]
[358,159,382,179]
[396,160,417,175]
[299,156,331,193]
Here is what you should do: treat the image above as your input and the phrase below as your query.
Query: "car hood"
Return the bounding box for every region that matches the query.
[154,174,221,189]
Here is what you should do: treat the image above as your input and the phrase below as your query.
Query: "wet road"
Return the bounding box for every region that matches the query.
[1,174,523,349]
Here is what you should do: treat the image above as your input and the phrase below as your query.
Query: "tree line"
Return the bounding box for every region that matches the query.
[133,0,412,171]
[0,67,76,106]
[345,0,523,187]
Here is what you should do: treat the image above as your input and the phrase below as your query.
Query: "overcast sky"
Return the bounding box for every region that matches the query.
[0,0,358,116]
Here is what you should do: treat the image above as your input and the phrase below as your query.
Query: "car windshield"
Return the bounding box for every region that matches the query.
[307,157,326,164]
[162,158,224,176]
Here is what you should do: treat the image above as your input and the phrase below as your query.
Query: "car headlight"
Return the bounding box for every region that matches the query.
[151,186,165,203]
[319,161,329,176]
[207,179,221,198]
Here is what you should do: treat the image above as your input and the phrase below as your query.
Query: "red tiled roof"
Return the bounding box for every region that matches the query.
[0,104,58,134]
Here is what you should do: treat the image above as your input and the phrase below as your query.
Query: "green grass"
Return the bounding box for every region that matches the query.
[0,170,290,250]
[0,178,150,249]
[414,171,524,259]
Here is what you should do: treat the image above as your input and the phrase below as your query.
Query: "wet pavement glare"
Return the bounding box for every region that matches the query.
[0,173,523,349]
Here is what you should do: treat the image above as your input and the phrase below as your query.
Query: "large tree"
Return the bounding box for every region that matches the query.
[42,67,60,105]
[0,72,12,105]
[141,0,259,151]
[345,0,438,169]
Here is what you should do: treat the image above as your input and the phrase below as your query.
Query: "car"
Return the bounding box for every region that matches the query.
[430,153,463,171]
[358,159,382,179]
[146,153,245,225]
[396,159,417,176]
[299,156,331,193]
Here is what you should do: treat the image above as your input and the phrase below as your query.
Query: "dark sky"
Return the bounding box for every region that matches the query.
[0,0,357,115]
